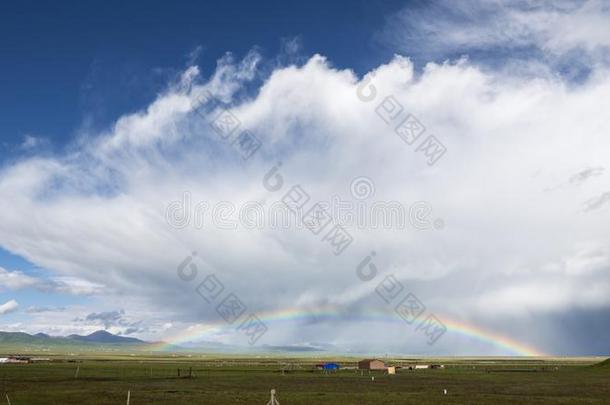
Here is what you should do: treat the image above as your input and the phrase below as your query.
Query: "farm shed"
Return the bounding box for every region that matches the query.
[315,362,340,370]
[358,359,386,370]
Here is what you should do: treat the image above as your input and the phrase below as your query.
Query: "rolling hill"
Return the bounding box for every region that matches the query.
[593,358,610,368]
[0,330,148,350]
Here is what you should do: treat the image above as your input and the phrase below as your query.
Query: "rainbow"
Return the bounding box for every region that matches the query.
[148,306,546,356]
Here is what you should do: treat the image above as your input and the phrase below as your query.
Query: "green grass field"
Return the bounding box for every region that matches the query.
[0,354,608,404]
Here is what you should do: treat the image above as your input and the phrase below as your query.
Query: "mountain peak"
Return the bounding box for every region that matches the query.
[88,330,114,337]
[68,330,145,344]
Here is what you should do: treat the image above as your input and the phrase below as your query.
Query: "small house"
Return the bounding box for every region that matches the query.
[358,359,386,370]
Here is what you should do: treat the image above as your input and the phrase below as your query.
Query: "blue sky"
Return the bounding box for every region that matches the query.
[1,0,610,356]
[0,0,408,151]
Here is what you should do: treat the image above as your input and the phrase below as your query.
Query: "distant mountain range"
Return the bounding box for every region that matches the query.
[67,330,145,344]
[0,331,350,354]
[0,330,148,348]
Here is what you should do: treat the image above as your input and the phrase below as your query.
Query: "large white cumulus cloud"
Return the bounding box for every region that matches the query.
[1,28,610,353]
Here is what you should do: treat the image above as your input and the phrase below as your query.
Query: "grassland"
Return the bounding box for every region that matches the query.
[0,352,608,404]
